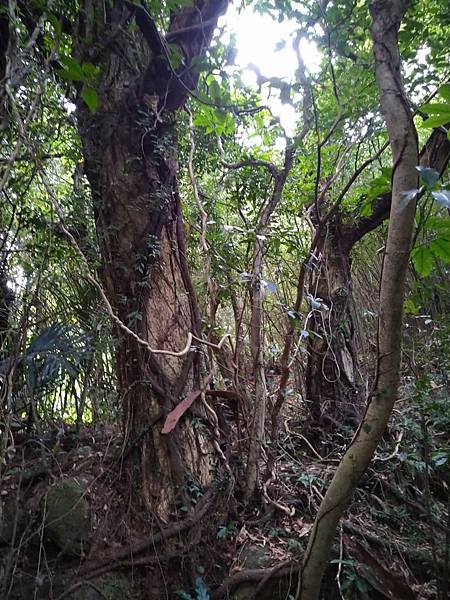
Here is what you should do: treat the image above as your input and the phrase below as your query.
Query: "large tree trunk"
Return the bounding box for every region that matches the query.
[304,127,450,428]
[305,216,362,426]
[74,0,226,518]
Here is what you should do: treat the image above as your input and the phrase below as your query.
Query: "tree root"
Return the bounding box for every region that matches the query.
[211,562,299,599]
[79,486,217,574]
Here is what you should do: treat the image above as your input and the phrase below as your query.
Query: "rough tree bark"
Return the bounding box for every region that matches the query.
[73,0,227,518]
[305,214,362,426]
[295,0,419,597]
[304,126,450,427]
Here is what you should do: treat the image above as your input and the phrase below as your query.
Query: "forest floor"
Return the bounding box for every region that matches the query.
[0,405,447,599]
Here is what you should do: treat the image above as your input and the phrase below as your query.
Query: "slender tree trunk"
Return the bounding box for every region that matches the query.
[245,237,268,499]
[245,147,294,499]
[74,0,226,518]
[296,1,418,597]
[0,268,13,358]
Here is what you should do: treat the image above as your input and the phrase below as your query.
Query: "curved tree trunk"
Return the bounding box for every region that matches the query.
[296,1,419,597]
[74,0,226,518]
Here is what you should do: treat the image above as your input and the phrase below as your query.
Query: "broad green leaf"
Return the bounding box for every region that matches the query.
[429,238,450,263]
[366,180,390,201]
[59,55,86,81]
[209,79,222,102]
[359,199,372,217]
[81,62,100,79]
[411,245,433,276]
[214,109,227,125]
[81,87,99,113]
[48,13,62,37]
[420,102,450,115]
[168,44,183,69]
[424,217,450,232]
[438,83,450,101]
[422,114,450,128]
[404,298,419,315]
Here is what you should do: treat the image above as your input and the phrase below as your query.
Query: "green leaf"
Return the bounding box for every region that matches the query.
[59,55,86,81]
[355,577,369,593]
[404,298,419,315]
[81,62,100,79]
[81,87,99,113]
[438,83,450,101]
[168,43,183,69]
[411,245,433,276]
[366,173,390,201]
[424,217,450,232]
[209,79,222,102]
[420,102,450,115]
[422,115,449,128]
[359,199,372,217]
[429,238,450,263]
[48,13,62,37]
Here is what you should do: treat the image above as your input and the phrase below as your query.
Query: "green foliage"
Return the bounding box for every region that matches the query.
[411,211,450,276]
[81,87,99,113]
[58,55,100,112]
[330,559,372,595]
[411,245,434,277]
[421,84,450,137]
[217,522,236,539]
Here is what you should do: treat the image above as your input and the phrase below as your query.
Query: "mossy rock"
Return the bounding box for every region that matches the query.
[45,478,90,557]
[20,458,49,486]
[239,544,273,569]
